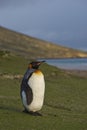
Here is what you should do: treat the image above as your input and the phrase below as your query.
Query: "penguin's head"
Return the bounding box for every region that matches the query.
[29,61,45,69]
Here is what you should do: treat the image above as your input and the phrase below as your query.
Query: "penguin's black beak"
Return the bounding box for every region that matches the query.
[37,60,45,66]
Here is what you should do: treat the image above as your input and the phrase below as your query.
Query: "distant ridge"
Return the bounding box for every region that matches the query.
[0,26,87,59]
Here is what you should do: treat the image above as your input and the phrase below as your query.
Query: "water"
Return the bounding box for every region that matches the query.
[39,58,87,70]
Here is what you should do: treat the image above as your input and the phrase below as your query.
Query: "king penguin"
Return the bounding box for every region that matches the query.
[20,61,45,115]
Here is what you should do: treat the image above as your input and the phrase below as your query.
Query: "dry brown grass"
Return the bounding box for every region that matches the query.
[0,26,87,58]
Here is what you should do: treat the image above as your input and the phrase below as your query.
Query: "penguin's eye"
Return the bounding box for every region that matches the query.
[33,63,37,68]
[32,63,39,69]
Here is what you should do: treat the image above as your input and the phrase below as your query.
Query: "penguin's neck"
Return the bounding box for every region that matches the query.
[24,68,35,80]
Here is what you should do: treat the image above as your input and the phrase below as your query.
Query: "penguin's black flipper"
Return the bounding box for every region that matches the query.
[21,79,33,105]
[26,85,33,105]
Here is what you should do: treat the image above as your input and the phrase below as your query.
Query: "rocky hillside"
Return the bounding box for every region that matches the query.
[0,26,87,59]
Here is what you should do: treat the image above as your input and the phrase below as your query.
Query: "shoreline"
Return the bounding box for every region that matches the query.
[39,57,87,60]
[63,69,87,78]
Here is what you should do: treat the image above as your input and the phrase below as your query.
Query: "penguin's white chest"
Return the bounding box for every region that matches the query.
[27,72,45,112]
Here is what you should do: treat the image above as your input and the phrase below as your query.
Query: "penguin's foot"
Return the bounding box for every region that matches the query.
[28,111,42,116]
[22,109,29,113]
[23,109,42,116]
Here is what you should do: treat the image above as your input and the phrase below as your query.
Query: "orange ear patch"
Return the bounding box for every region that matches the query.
[28,64,32,69]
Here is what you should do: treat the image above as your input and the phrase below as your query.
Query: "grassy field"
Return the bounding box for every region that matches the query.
[0,52,87,130]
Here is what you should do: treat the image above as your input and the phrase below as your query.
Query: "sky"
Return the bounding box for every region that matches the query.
[0,0,87,51]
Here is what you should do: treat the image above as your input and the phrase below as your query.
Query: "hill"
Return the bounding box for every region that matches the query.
[0,26,87,58]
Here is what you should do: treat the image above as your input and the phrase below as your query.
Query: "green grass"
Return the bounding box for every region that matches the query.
[0,54,87,130]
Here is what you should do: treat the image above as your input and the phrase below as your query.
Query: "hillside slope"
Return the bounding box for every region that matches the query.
[0,26,87,58]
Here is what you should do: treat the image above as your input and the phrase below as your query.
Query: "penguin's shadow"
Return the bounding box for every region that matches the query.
[0,105,21,113]
[0,105,42,116]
